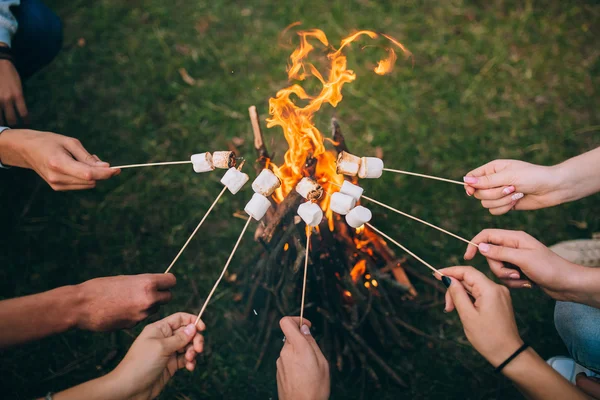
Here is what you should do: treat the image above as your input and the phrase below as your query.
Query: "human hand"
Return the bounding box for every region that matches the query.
[464,229,583,302]
[436,266,524,367]
[576,373,600,399]
[108,312,205,400]
[75,274,176,331]
[0,58,28,126]
[277,317,330,400]
[463,159,563,215]
[0,129,119,190]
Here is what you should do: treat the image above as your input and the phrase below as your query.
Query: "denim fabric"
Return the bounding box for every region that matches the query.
[555,300,600,373]
[11,0,62,79]
[0,0,19,46]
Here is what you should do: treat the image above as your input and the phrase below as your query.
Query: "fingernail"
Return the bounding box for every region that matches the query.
[184,324,196,336]
[465,188,472,197]
[463,176,478,184]
[442,276,451,288]
[522,283,532,289]
[511,193,524,201]
[300,324,311,335]
[479,243,490,253]
[502,186,515,195]
[509,273,520,279]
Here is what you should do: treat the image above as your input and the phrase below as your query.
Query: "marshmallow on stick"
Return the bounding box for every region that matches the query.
[345,205,372,228]
[297,202,323,227]
[191,152,214,173]
[336,151,362,176]
[252,169,281,197]
[212,151,236,169]
[295,177,324,201]
[358,157,384,179]
[221,167,249,194]
[339,180,363,201]
[330,192,356,215]
[244,193,272,221]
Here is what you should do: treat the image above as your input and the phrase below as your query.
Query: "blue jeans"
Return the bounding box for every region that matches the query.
[555,301,600,373]
[11,0,62,79]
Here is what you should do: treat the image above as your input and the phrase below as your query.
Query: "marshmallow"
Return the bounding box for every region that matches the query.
[252,169,281,197]
[345,206,372,228]
[340,181,363,201]
[358,157,384,179]
[297,202,323,227]
[330,192,356,215]
[212,151,236,169]
[191,152,214,173]
[336,151,362,176]
[295,177,324,201]
[244,193,272,221]
[220,167,249,194]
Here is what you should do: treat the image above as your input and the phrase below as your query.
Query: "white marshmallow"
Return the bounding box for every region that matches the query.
[191,152,214,173]
[336,151,362,176]
[220,168,249,194]
[244,193,272,221]
[297,202,323,227]
[295,177,324,201]
[330,192,356,215]
[358,157,384,179]
[345,206,372,228]
[252,169,281,197]
[340,180,363,201]
[212,151,236,169]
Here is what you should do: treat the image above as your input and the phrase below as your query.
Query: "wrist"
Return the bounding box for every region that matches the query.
[71,282,90,330]
[501,347,540,379]
[485,337,524,368]
[0,129,29,168]
[566,265,600,307]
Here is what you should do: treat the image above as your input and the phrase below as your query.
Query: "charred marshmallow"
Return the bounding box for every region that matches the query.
[252,169,281,197]
[297,202,323,227]
[339,180,363,201]
[212,151,236,169]
[220,167,249,194]
[330,192,356,215]
[336,151,362,177]
[191,152,214,173]
[345,206,372,228]
[358,157,384,179]
[244,193,271,221]
[295,177,324,201]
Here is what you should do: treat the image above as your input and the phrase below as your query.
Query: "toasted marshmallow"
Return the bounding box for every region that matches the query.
[220,168,249,194]
[336,151,362,176]
[252,169,281,197]
[345,206,372,228]
[339,180,363,201]
[191,152,214,173]
[244,193,272,221]
[330,192,356,215]
[357,157,384,179]
[212,151,236,169]
[297,202,323,227]
[295,177,324,201]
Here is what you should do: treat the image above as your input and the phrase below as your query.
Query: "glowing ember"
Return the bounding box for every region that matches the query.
[266,27,411,230]
[350,259,367,282]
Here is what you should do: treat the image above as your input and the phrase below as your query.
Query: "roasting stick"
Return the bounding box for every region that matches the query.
[111,161,191,169]
[195,217,253,325]
[299,229,312,327]
[164,186,228,274]
[382,168,464,186]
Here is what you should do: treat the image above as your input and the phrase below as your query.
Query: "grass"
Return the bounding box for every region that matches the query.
[0,0,599,398]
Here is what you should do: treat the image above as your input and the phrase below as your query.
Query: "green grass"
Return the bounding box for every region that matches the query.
[0,0,599,398]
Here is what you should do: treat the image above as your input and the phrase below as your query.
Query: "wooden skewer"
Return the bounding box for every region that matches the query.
[382,168,465,186]
[361,195,479,248]
[195,217,252,325]
[164,186,228,274]
[299,229,311,327]
[111,160,192,169]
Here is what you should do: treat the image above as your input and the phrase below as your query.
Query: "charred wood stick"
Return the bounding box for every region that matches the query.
[260,191,303,244]
[402,263,446,294]
[249,105,270,170]
[331,118,350,154]
[392,317,439,341]
[254,311,277,370]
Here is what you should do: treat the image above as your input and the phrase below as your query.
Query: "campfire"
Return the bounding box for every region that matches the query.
[238,28,432,387]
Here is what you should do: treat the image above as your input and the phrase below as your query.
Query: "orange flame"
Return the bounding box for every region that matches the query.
[267,28,411,229]
[350,259,367,282]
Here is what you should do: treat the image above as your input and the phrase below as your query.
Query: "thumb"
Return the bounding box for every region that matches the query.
[446,277,476,320]
[162,323,196,354]
[299,323,323,358]
[464,171,511,190]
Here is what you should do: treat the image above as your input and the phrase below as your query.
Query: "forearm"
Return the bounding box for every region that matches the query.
[0,285,82,348]
[503,348,588,400]
[39,373,126,400]
[0,128,29,168]
[554,146,600,204]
